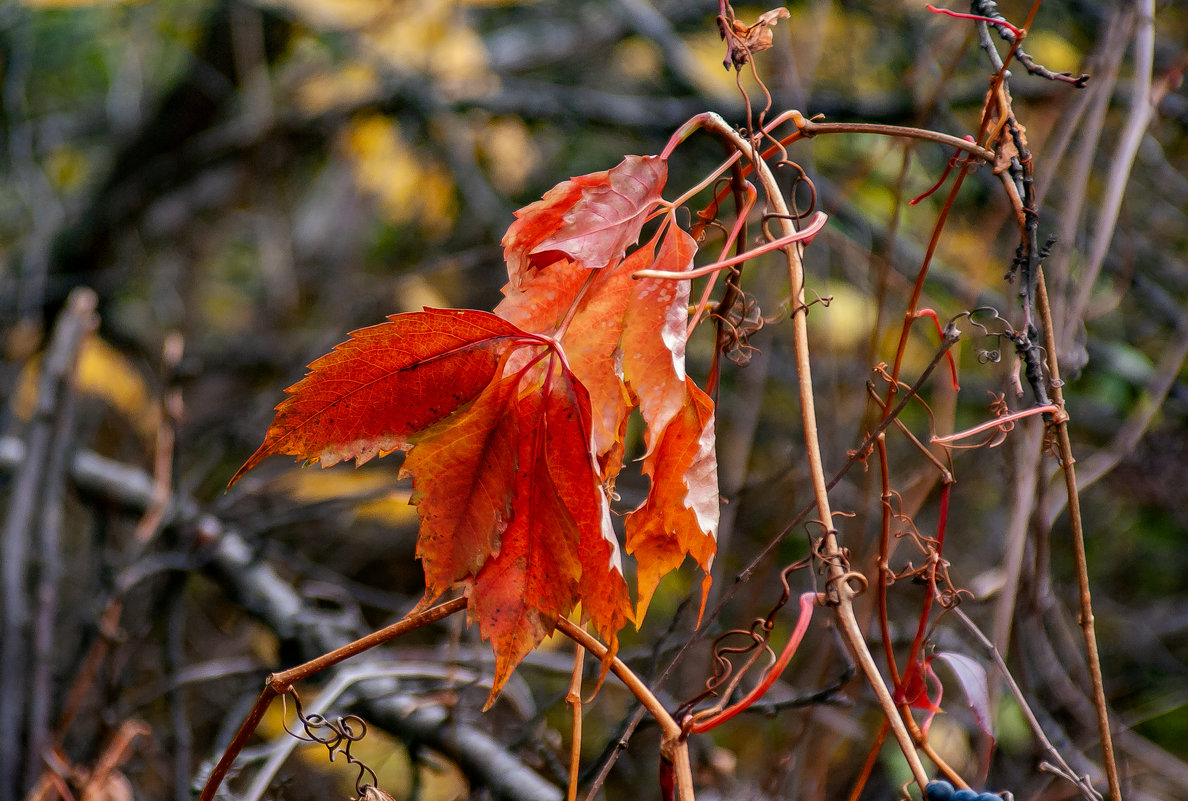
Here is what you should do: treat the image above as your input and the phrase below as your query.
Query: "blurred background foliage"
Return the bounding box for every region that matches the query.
[2,1,1188,800]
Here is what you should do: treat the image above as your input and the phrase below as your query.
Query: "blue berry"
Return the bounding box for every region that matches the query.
[952,791,978,801]
[924,781,955,801]
[975,795,1000,801]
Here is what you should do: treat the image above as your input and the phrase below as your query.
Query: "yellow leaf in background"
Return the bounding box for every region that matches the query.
[22,0,142,7]
[806,282,876,353]
[297,60,380,114]
[938,228,996,288]
[417,749,469,801]
[279,0,491,91]
[478,117,537,195]
[1023,31,1082,76]
[458,0,539,6]
[364,0,490,88]
[343,113,456,234]
[393,274,451,313]
[610,37,663,85]
[46,145,90,193]
[13,337,159,443]
[277,0,387,29]
[276,469,418,526]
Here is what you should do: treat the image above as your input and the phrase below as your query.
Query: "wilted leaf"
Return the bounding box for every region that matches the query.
[932,651,994,738]
[721,7,790,69]
[621,223,698,452]
[502,155,667,285]
[626,379,719,621]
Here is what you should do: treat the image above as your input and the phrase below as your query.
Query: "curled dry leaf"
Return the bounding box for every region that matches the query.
[501,155,667,285]
[720,7,791,70]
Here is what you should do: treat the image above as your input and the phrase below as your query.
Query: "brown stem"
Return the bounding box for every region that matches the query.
[566,645,584,801]
[787,116,995,163]
[198,684,279,801]
[1034,270,1122,801]
[700,112,930,791]
[269,597,467,690]
[552,619,690,800]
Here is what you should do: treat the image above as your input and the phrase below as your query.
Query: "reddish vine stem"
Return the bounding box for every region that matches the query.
[845,719,888,801]
[684,592,820,733]
[875,436,899,687]
[902,482,951,676]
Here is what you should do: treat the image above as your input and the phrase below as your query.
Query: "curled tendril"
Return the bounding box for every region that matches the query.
[675,558,812,720]
[713,290,765,366]
[955,306,1016,338]
[769,160,818,220]
[282,692,380,796]
[977,346,1003,364]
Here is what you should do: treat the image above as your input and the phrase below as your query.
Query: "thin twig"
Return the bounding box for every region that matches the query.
[1035,269,1123,801]
[0,287,97,801]
[566,645,584,801]
[952,606,1103,801]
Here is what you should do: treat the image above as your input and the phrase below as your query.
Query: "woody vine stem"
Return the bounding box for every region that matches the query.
[702,113,933,790]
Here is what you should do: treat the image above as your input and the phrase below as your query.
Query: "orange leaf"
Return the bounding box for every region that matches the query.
[401,371,521,607]
[495,250,639,462]
[502,155,667,285]
[231,309,529,483]
[625,379,719,622]
[622,223,698,453]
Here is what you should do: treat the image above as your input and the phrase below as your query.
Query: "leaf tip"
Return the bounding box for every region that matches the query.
[227,445,270,489]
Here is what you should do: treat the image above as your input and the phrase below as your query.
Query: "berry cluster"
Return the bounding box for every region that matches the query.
[924,780,1002,801]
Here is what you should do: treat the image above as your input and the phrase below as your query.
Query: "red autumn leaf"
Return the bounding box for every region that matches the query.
[502,155,667,285]
[899,657,944,720]
[495,256,588,334]
[469,386,580,704]
[495,247,637,463]
[497,210,716,627]
[236,149,733,699]
[468,357,633,704]
[541,365,633,643]
[230,309,530,483]
[401,371,521,607]
[498,220,699,463]
[625,378,719,621]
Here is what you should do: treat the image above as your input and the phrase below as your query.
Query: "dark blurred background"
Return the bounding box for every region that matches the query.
[2,1,1187,800]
